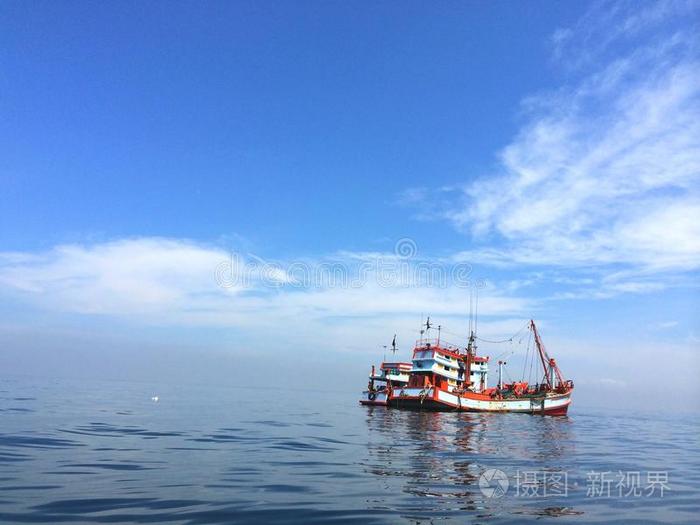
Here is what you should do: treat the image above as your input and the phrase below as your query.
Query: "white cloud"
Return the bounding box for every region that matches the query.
[1,238,694,407]
[654,320,679,329]
[576,377,628,389]
[434,1,700,295]
[550,0,697,69]
[0,238,531,339]
[0,238,234,314]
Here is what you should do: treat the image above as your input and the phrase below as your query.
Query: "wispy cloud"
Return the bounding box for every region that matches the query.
[0,238,235,315]
[394,185,461,222]
[551,0,697,69]
[654,320,679,329]
[0,238,531,347]
[412,1,700,297]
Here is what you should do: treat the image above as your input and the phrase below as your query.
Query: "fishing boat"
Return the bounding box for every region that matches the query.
[360,335,412,406]
[359,361,412,406]
[362,319,573,415]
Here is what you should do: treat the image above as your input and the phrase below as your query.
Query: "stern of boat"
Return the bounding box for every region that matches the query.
[359,390,389,406]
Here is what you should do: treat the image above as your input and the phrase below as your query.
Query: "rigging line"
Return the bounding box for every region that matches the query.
[528,327,536,385]
[504,366,514,384]
[527,330,536,383]
[493,349,515,362]
[475,335,514,344]
[512,321,531,340]
[521,328,533,382]
[475,321,530,345]
[432,325,490,342]
[441,328,468,339]
[520,338,529,382]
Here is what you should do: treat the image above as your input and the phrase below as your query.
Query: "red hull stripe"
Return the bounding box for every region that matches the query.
[386,392,571,414]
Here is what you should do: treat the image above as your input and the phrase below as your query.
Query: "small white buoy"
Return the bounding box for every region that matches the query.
[151,396,159,402]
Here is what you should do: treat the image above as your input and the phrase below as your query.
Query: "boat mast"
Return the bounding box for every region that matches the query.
[530,319,565,390]
[465,330,475,389]
[468,290,473,336]
[464,289,477,390]
[530,320,551,389]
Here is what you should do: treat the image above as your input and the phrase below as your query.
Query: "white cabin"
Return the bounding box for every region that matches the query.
[370,362,411,385]
[410,342,490,393]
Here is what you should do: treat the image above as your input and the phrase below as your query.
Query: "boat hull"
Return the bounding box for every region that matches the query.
[359,390,389,406]
[387,387,572,415]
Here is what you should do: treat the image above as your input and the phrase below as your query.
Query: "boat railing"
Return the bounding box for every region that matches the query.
[414,338,464,352]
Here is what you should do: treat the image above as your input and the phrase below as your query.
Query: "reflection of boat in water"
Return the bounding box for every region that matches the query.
[362,319,574,415]
[361,396,578,520]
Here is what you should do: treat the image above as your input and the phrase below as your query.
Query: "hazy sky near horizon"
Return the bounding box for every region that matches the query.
[1,0,699,411]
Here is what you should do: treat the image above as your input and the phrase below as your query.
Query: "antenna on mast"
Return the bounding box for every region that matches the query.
[419,313,425,344]
[468,289,473,336]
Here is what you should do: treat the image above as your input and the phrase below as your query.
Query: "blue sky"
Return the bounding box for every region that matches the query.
[1,1,698,410]
[1,1,585,252]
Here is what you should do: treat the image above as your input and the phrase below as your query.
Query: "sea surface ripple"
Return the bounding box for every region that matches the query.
[0,377,698,524]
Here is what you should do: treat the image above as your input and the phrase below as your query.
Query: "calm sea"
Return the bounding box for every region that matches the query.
[0,376,698,524]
